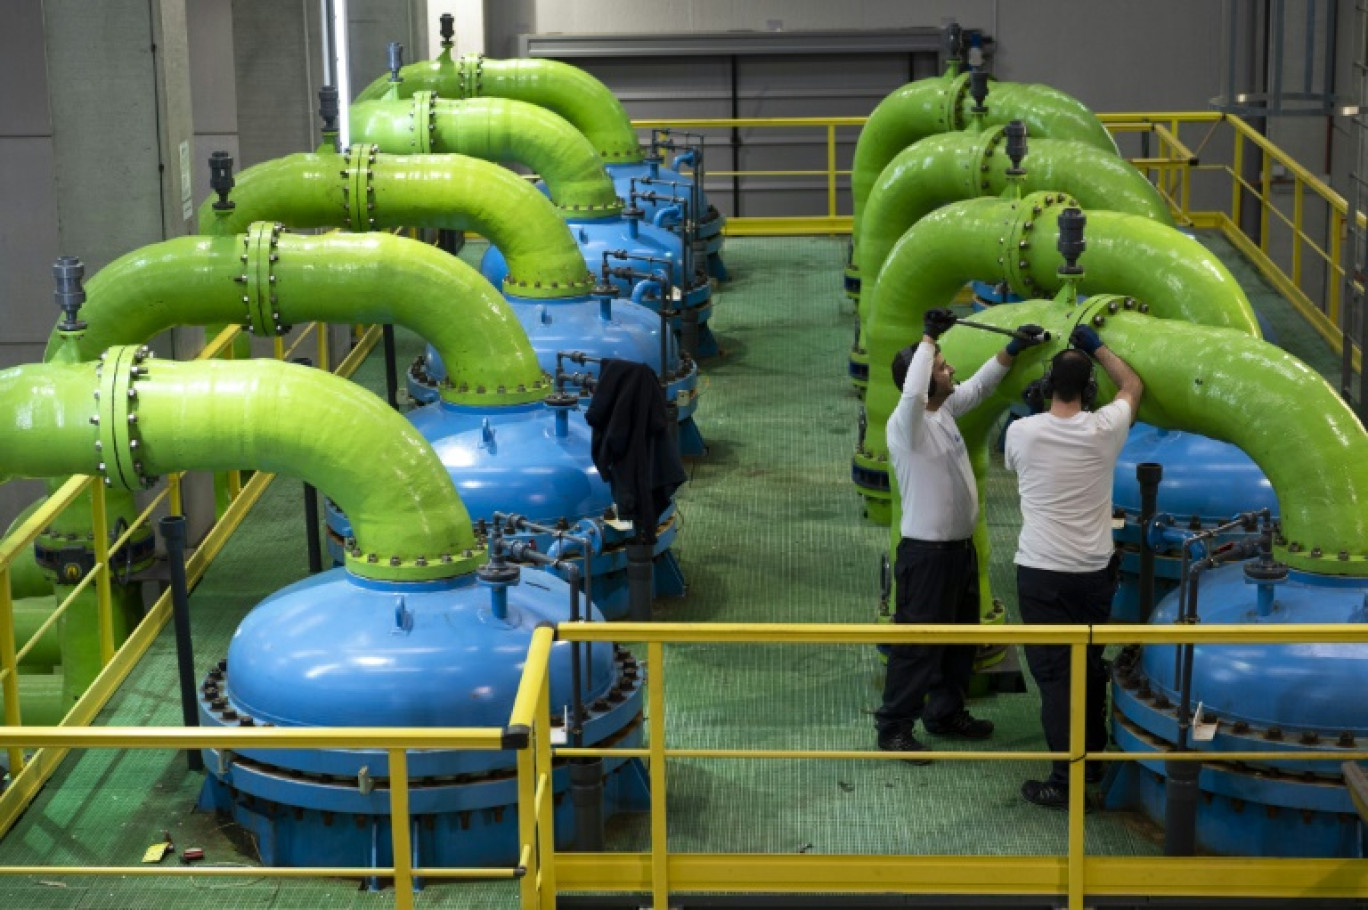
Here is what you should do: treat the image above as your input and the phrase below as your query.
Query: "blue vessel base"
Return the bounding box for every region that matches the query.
[679,416,707,457]
[196,756,651,874]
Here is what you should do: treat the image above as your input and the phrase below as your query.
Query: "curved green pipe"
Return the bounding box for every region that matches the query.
[913,300,1368,577]
[44,228,547,407]
[862,194,1260,467]
[355,50,642,163]
[350,94,622,217]
[197,149,594,299]
[853,128,1174,312]
[3,498,54,599]
[0,672,63,726]
[851,73,1117,247]
[0,353,478,582]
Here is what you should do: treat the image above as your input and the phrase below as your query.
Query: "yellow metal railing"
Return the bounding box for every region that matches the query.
[554,621,1368,910]
[0,626,559,910]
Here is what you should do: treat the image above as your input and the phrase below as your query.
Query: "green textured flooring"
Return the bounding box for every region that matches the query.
[0,232,1340,907]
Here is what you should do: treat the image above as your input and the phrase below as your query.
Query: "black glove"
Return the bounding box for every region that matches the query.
[1005,324,1046,356]
[923,308,958,340]
[1070,324,1103,355]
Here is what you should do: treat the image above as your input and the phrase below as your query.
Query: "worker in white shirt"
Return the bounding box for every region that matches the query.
[1005,323,1143,808]
[876,307,1045,762]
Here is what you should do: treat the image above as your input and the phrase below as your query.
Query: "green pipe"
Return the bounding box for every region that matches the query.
[853,128,1174,312]
[197,148,594,300]
[0,672,64,726]
[350,94,623,217]
[14,596,60,669]
[851,73,1118,248]
[3,499,54,599]
[0,352,478,582]
[862,194,1260,469]
[45,227,547,408]
[354,50,643,163]
[908,299,1368,578]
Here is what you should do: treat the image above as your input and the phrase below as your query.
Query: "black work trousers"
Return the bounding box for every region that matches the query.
[1017,563,1117,786]
[875,537,979,736]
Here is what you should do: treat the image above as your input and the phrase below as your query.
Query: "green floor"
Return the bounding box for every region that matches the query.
[0,233,1341,907]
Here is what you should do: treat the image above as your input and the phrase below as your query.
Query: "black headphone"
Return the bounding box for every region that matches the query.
[1038,348,1098,409]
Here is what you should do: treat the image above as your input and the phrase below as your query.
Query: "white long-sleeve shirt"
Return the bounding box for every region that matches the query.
[886,342,1009,541]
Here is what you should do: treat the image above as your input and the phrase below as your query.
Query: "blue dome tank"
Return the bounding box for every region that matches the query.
[323,399,683,619]
[406,292,705,456]
[1111,423,1279,621]
[480,214,717,357]
[196,566,648,868]
[1107,564,1368,857]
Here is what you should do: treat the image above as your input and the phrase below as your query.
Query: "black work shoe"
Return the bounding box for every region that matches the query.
[877,729,932,765]
[924,710,994,740]
[1022,779,1091,811]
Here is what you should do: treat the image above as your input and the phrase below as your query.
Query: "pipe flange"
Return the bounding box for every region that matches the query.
[942,72,975,132]
[341,145,379,232]
[345,544,487,582]
[94,345,156,490]
[458,54,484,98]
[239,222,288,336]
[967,125,1008,195]
[411,91,437,154]
[996,191,1079,298]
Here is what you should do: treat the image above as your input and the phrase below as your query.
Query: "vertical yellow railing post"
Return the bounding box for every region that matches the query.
[273,336,285,360]
[1231,132,1245,229]
[1292,178,1305,289]
[648,640,669,910]
[168,472,183,518]
[389,747,415,910]
[1066,638,1087,910]
[826,123,838,220]
[535,679,556,910]
[517,719,539,908]
[316,322,331,373]
[1330,210,1345,327]
[0,566,24,775]
[89,479,115,664]
[226,470,242,503]
[1259,153,1272,255]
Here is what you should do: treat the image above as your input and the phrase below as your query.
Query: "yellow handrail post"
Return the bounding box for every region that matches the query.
[1232,131,1245,229]
[1067,640,1088,910]
[316,322,331,373]
[826,123,838,222]
[648,640,669,910]
[516,713,539,909]
[0,567,24,775]
[1292,178,1305,287]
[535,683,556,910]
[89,479,115,664]
[168,472,183,518]
[389,747,415,910]
[1330,210,1345,327]
[1260,153,1273,255]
